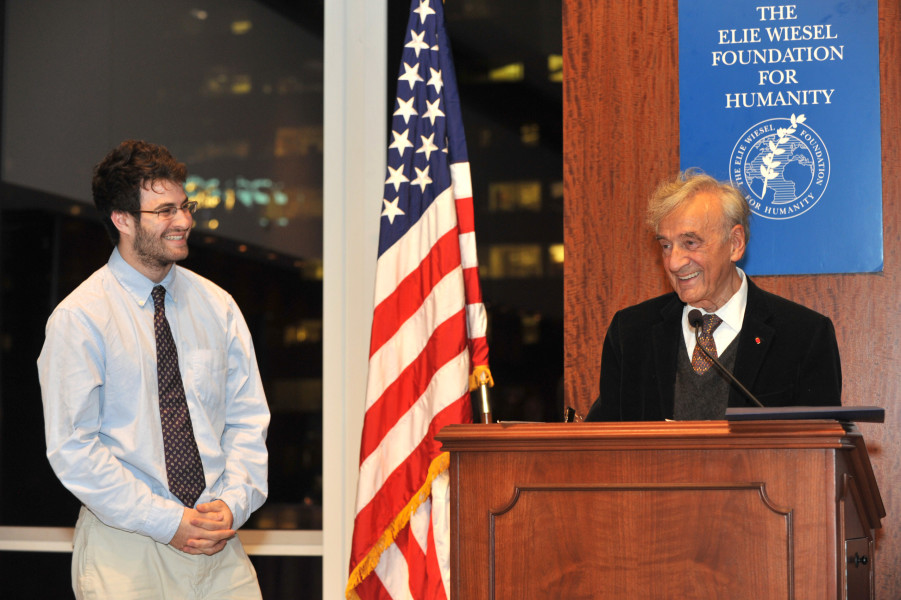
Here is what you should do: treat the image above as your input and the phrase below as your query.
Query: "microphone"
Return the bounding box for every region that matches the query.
[687,309,764,408]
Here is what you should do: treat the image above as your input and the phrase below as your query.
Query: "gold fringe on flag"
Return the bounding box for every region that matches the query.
[346,451,451,599]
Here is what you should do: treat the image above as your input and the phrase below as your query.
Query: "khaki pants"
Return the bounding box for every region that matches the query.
[72,506,262,600]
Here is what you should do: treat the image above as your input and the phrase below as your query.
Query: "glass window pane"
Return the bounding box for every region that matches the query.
[1,0,324,533]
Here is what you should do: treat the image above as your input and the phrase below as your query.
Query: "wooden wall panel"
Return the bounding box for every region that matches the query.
[563,0,679,409]
[563,1,900,597]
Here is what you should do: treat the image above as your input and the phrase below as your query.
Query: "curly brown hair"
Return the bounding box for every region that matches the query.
[92,140,187,243]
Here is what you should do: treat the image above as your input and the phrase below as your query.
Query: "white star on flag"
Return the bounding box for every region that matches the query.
[398,61,424,90]
[416,132,439,161]
[427,67,443,94]
[405,29,429,57]
[413,0,436,23]
[381,197,405,224]
[422,98,445,125]
[389,128,415,157]
[410,165,432,193]
[393,96,418,123]
[385,164,409,192]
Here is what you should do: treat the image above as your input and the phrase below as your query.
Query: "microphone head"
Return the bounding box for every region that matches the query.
[688,309,704,328]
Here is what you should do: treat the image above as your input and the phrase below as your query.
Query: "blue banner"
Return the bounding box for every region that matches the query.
[679,1,882,274]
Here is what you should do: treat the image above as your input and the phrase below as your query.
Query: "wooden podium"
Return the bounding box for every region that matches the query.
[436,421,884,599]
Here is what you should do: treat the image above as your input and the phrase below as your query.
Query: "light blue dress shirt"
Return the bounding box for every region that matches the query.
[38,248,270,544]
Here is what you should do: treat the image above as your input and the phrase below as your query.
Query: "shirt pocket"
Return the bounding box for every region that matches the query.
[187,349,227,412]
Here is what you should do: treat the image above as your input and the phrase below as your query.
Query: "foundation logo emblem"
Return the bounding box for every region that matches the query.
[730,114,830,220]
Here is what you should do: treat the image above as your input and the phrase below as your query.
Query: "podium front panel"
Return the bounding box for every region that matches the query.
[438,421,883,600]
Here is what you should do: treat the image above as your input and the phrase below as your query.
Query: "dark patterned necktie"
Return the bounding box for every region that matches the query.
[691,313,723,375]
[152,285,205,507]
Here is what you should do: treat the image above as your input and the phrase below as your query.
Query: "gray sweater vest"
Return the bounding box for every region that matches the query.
[673,338,739,420]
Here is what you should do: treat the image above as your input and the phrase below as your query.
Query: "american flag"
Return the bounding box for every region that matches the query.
[346,0,490,598]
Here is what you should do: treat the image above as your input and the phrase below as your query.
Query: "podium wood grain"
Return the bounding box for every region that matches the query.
[438,422,883,600]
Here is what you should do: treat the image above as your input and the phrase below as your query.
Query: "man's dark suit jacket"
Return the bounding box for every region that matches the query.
[585,278,842,421]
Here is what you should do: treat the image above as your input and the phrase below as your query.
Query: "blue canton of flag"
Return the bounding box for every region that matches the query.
[379,0,466,254]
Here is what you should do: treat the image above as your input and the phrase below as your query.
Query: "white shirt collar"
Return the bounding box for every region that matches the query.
[681,267,748,352]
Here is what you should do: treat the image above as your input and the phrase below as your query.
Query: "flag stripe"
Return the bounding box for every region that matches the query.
[366,270,465,409]
[369,228,464,356]
[409,496,432,555]
[360,311,467,461]
[450,153,488,372]
[352,404,468,569]
[398,509,429,597]
[430,470,452,597]
[462,266,483,304]
[450,162,472,200]
[458,232,478,270]
[353,568,391,600]
[425,526,448,600]
[468,336,490,374]
[374,187,459,307]
[356,354,469,512]
[455,202,474,234]
[465,302,488,339]
[375,540,415,600]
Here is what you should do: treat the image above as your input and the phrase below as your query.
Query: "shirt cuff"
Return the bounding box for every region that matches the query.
[215,491,248,530]
[143,495,186,544]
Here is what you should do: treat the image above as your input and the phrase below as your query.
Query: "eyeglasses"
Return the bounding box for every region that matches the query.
[132,200,199,219]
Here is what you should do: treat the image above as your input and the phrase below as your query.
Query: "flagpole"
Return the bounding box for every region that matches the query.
[469,365,494,423]
[478,382,492,423]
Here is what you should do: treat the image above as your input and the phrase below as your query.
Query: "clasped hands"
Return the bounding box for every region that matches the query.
[169,499,236,556]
